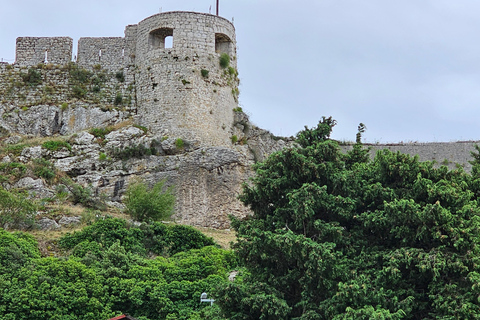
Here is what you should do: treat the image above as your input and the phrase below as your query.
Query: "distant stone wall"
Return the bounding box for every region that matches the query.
[15,37,73,66]
[342,141,480,171]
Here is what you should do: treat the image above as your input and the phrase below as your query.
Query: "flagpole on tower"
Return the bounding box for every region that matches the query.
[216,0,219,15]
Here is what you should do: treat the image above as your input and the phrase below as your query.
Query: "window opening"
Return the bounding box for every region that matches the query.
[149,28,174,49]
[215,33,232,55]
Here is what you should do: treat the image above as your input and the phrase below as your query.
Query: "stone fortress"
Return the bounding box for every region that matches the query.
[14,11,239,147]
[0,11,479,228]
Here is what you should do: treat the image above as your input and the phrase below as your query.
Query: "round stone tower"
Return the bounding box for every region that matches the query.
[130,11,238,147]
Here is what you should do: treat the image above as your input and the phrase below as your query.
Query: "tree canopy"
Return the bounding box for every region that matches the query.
[215,117,480,319]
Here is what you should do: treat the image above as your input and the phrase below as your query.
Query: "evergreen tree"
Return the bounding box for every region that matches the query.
[216,117,480,319]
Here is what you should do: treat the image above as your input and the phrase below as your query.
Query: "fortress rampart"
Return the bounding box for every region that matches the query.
[10,11,240,147]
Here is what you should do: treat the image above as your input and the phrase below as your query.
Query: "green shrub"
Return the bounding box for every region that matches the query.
[42,140,71,152]
[72,85,87,99]
[231,135,238,144]
[32,158,56,181]
[228,66,236,76]
[124,180,175,222]
[233,107,243,112]
[175,138,184,149]
[59,218,216,257]
[21,68,42,86]
[112,143,157,160]
[115,71,125,82]
[89,127,114,139]
[0,188,37,229]
[201,69,209,78]
[114,93,123,105]
[70,66,92,83]
[2,144,27,156]
[99,152,107,161]
[0,162,27,178]
[60,102,68,110]
[219,53,230,68]
[61,178,106,210]
[0,229,40,273]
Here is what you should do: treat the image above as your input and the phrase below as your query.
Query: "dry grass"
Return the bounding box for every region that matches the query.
[194,226,237,249]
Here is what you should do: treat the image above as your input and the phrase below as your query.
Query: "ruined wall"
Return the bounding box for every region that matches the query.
[15,37,73,66]
[0,63,135,136]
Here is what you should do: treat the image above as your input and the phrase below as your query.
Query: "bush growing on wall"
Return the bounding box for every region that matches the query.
[219,53,230,68]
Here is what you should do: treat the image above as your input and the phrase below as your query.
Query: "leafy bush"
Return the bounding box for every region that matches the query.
[124,180,175,222]
[89,126,114,139]
[227,66,236,76]
[0,188,37,229]
[21,68,42,86]
[0,162,27,178]
[175,138,184,149]
[114,93,123,105]
[61,178,106,210]
[59,218,216,257]
[112,143,157,160]
[31,158,56,181]
[216,117,480,319]
[0,229,40,274]
[219,53,230,68]
[72,85,87,98]
[115,71,125,82]
[42,140,72,152]
[231,135,238,144]
[1,143,27,156]
[201,69,209,78]
[69,66,92,83]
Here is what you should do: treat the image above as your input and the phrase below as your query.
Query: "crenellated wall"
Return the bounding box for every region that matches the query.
[77,37,130,71]
[15,37,73,66]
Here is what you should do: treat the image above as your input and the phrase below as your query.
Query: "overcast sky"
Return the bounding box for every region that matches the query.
[1,1,480,143]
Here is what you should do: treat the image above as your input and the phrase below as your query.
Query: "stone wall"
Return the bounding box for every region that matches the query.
[342,141,480,171]
[15,37,73,66]
[77,37,131,71]
[0,63,136,136]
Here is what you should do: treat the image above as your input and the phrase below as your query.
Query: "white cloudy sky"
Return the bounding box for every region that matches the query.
[1,0,480,143]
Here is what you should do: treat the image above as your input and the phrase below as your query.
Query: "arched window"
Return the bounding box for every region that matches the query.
[215,33,232,55]
[149,28,174,49]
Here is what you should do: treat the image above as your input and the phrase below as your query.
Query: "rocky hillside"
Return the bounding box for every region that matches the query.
[0,63,291,229]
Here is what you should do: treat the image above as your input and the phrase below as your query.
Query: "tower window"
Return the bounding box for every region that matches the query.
[215,33,232,55]
[149,28,174,49]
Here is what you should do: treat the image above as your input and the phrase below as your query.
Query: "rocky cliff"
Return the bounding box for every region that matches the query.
[0,63,290,229]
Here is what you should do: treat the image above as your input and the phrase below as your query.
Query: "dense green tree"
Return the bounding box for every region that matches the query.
[215,117,480,319]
